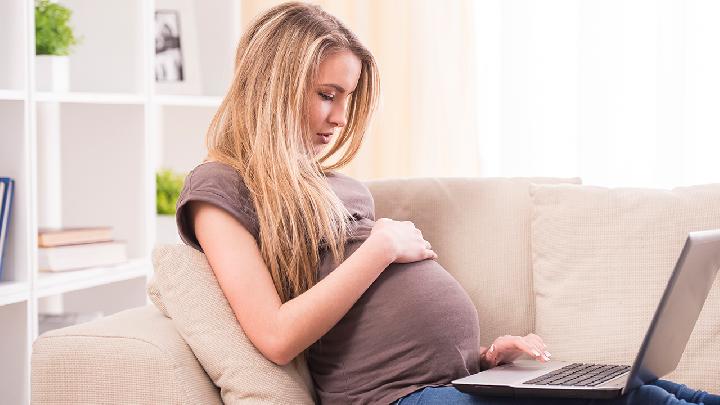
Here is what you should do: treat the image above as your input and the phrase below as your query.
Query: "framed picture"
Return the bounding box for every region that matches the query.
[154,0,201,95]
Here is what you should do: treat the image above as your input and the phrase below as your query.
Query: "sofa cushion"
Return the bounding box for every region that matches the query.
[151,244,317,404]
[364,176,581,348]
[530,183,720,391]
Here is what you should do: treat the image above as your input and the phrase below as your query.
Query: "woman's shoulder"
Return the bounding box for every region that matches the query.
[187,160,243,187]
[189,159,239,181]
[176,160,259,252]
[181,160,252,206]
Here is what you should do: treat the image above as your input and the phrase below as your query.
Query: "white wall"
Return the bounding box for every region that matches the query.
[473,0,720,189]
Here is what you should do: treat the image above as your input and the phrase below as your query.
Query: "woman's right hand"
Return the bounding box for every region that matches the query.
[480,334,552,370]
[370,218,438,263]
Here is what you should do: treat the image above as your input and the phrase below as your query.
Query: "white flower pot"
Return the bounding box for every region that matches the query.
[156,214,181,245]
[35,55,70,92]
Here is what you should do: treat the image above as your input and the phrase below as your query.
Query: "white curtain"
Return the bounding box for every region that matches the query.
[473,0,720,188]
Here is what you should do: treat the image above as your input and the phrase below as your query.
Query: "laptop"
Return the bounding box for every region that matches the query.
[452,229,720,399]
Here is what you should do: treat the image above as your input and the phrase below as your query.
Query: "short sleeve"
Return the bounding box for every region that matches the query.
[175,162,260,252]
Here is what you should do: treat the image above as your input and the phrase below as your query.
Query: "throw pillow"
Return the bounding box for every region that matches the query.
[151,243,317,404]
[531,183,720,392]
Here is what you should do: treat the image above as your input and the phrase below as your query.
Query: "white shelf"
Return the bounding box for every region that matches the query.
[0,0,241,403]
[35,91,146,105]
[0,89,26,101]
[153,94,222,107]
[36,258,151,298]
[0,281,29,306]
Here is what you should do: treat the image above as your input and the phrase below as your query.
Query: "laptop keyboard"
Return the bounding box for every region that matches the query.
[523,363,631,387]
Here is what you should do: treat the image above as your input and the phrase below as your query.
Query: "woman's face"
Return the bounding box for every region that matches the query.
[307,50,362,156]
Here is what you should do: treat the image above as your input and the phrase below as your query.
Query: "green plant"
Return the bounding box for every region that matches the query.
[35,0,81,56]
[156,169,186,215]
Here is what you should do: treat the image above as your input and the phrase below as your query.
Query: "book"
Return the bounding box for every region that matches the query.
[38,240,128,272]
[38,226,114,247]
[0,177,15,280]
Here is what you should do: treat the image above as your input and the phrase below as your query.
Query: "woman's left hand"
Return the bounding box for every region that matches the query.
[478,333,552,370]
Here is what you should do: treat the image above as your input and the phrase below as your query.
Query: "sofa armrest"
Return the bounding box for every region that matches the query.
[31,305,222,405]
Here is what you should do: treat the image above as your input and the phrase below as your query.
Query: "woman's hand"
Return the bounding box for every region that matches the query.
[369,218,438,263]
[478,334,552,370]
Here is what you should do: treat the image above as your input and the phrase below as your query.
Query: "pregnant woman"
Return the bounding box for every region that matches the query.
[175,2,720,404]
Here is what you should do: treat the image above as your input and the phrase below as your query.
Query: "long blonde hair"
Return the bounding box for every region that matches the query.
[205,1,380,308]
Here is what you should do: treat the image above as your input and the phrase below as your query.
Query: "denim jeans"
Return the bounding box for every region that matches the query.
[390,380,720,405]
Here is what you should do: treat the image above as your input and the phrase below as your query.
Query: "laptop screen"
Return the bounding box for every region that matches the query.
[625,229,720,393]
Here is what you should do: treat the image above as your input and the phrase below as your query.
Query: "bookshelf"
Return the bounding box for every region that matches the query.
[0,0,241,403]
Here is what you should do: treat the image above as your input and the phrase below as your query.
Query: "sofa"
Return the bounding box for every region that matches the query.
[31,176,720,404]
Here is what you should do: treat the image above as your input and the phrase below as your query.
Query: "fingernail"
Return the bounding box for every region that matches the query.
[545,351,552,358]
[532,350,541,357]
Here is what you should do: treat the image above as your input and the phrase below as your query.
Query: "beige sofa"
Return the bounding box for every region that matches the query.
[31,176,720,404]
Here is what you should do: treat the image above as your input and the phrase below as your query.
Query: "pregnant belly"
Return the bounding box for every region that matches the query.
[310,235,481,396]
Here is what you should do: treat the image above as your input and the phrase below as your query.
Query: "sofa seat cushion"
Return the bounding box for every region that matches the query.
[531,182,720,392]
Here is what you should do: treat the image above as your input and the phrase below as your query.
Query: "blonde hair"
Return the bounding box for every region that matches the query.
[205,2,380,308]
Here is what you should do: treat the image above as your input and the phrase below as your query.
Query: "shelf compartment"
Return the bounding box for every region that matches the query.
[156,104,217,174]
[0,281,29,306]
[155,0,239,97]
[47,0,145,94]
[0,100,30,286]
[36,103,149,259]
[35,91,145,105]
[36,258,151,298]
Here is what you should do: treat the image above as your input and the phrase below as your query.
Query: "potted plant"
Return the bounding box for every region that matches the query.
[156,169,186,244]
[35,0,81,91]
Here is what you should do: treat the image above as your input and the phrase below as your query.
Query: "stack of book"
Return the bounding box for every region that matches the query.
[38,227,128,272]
[0,177,15,280]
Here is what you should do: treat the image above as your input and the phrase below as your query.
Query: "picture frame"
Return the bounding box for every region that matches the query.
[154,0,202,95]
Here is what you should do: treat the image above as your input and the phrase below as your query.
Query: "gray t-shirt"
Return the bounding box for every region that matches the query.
[176,161,480,405]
